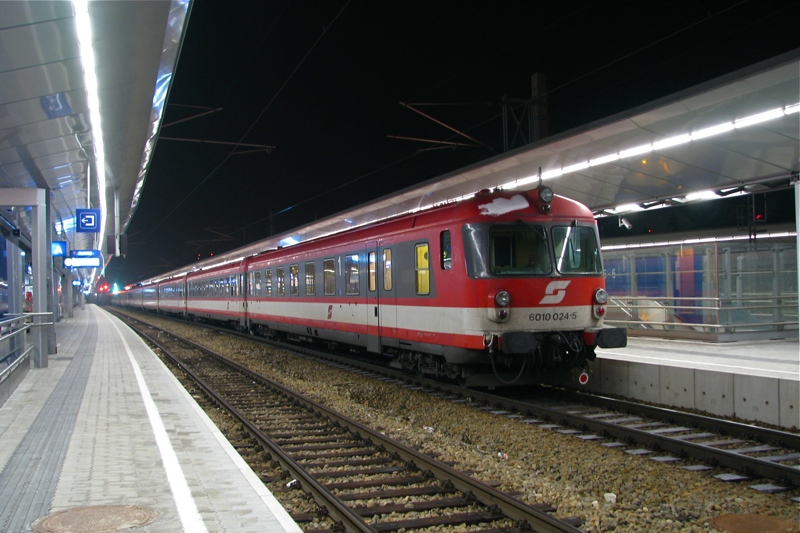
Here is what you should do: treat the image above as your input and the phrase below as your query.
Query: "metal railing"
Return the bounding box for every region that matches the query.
[605,295,798,340]
[0,314,32,383]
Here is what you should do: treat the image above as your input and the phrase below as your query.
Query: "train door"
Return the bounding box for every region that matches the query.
[378,245,396,350]
[366,242,380,353]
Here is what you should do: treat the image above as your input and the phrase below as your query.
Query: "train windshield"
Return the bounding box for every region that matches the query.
[552,225,602,274]
[462,222,602,278]
[489,223,551,275]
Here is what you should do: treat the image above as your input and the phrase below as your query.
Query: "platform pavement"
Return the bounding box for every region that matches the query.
[599,336,799,381]
[586,336,800,428]
[0,304,301,532]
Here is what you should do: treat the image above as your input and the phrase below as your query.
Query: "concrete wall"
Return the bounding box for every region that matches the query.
[573,359,798,430]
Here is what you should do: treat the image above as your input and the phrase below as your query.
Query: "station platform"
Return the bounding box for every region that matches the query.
[585,336,800,429]
[0,305,301,533]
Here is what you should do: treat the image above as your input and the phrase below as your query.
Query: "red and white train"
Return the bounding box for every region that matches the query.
[115,186,626,387]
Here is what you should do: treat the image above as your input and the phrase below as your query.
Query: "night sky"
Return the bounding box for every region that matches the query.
[105,0,800,287]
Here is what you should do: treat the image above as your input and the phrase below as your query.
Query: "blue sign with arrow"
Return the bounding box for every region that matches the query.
[76,208,101,233]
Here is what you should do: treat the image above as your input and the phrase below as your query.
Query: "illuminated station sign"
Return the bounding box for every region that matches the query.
[64,249,103,268]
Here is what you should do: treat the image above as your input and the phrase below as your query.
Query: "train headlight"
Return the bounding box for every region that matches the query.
[537,185,553,213]
[538,186,554,203]
[495,290,511,307]
[594,288,608,304]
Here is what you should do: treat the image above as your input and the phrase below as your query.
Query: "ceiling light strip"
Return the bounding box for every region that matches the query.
[502,101,799,191]
[602,231,797,251]
[73,0,107,255]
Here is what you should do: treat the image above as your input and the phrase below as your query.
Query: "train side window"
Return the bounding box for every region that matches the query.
[265,269,273,296]
[441,230,452,270]
[289,264,299,295]
[323,258,335,295]
[415,243,430,295]
[305,261,315,295]
[345,254,360,295]
[368,252,376,292]
[276,267,285,296]
[383,249,393,291]
[254,271,262,295]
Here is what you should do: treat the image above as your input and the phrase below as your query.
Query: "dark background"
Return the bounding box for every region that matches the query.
[105,0,800,287]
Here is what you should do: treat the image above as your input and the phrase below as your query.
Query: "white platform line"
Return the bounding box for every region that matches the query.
[103,312,208,532]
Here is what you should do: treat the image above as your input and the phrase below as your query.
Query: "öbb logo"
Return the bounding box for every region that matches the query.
[539,280,571,304]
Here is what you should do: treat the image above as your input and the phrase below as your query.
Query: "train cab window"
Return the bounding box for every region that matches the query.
[368,252,376,292]
[254,271,262,295]
[345,254,360,295]
[305,262,315,295]
[276,267,285,296]
[415,243,430,295]
[440,230,452,270]
[290,264,299,295]
[382,249,393,291]
[490,224,551,275]
[552,226,602,274]
[265,269,273,296]
[323,258,336,295]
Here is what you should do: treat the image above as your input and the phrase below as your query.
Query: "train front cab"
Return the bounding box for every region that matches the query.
[455,187,627,386]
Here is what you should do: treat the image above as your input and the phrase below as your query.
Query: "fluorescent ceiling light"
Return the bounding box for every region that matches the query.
[541,168,563,180]
[652,134,691,150]
[734,107,785,128]
[73,0,107,250]
[685,190,718,201]
[619,143,653,159]
[562,161,590,174]
[612,203,644,213]
[590,153,620,166]
[602,231,796,251]
[691,122,734,140]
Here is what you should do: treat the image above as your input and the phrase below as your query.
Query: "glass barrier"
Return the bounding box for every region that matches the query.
[602,240,798,339]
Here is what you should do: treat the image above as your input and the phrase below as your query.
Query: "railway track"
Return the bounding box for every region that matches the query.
[111,307,800,500]
[114,310,585,532]
[338,363,800,495]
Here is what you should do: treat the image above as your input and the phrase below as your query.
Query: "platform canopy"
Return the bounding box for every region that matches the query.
[180,49,799,276]
[0,1,191,258]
